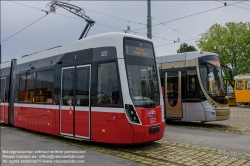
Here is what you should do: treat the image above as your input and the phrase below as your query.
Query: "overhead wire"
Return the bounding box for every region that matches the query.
[4,1,129,34]
[1,14,48,44]
[1,0,71,44]
[155,38,200,48]
[7,0,46,11]
[5,1,174,41]
[216,0,250,11]
[7,0,147,30]
[239,2,250,7]
[81,7,147,26]
[130,0,246,33]
[3,1,247,45]
[152,0,247,49]
[150,17,197,39]
[130,31,173,41]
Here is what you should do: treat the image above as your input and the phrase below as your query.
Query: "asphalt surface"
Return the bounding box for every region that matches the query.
[163,125,250,153]
[231,111,250,115]
[216,118,250,126]
[0,126,145,166]
[1,106,249,166]
[163,107,250,154]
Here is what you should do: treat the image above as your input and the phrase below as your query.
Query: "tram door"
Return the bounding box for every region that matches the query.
[164,71,182,118]
[0,78,6,122]
[60,65,91,139]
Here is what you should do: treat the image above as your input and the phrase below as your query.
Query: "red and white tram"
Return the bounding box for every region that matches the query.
[0,32,165,144]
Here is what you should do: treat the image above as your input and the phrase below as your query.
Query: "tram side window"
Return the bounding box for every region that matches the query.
[167,76,178,98]
[0,79,5,103]
[97,62,121,105]
[19,73,35,103]
[0,88,3,103]
[186,71,204,98]
[35,70,54,104]
[236,81,243,90]
[246,81,250,90]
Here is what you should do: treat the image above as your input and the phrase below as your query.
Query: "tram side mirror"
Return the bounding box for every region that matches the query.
[213,67,219,81]
[221,64,233,82]
[229,69,233,82]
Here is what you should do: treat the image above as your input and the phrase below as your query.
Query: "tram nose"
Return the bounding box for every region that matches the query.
[124,105,163,125]
[134,106,162,125]
[131,106,165,143]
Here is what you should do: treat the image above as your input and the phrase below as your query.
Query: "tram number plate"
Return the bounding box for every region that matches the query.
[150,117,156,123]
[149,126,160,134]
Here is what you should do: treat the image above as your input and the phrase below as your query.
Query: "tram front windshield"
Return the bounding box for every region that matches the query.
[199,55,226,103]
[124,39,160,108]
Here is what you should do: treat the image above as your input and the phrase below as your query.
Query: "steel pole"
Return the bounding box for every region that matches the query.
[147,0,152,39]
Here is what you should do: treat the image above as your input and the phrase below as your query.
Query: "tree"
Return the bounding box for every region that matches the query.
[196,22,250,88]
[177,43,197,53]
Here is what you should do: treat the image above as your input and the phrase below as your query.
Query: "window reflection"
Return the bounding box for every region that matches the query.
[75,67,90,106]
[186,70,204,98]
[35,70,54,104]
[97,62,120,105]
[19,73,35,103]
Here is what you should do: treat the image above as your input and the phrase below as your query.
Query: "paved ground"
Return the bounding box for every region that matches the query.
[164,125,250,152]
[1,106,249,166]
[231,112,250,115]
[2,126,250,166]
[0,126,144,166]
[166,106,250,134]
[216,118,250,126]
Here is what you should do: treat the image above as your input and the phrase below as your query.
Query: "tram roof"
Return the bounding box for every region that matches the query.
[0,61,11,69]
[1,32,152,68]
[234,74,250,80]
[156,51,218,63]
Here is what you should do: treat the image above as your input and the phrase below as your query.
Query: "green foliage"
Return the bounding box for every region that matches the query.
[177,43,197,53]
[196,22,250,88]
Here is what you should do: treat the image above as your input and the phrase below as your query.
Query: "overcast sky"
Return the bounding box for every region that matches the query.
[1,1,250,63]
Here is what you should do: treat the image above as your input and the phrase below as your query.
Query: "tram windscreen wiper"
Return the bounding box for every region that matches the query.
[132,96,156,108]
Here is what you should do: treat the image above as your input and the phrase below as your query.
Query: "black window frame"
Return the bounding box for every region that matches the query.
[123,37,160,107]
[0,77,7,103]
[160,67,206,102]
[18,72,35,103]
[236,81,243,90]
[93,60,123,107]
[35,69,55,104]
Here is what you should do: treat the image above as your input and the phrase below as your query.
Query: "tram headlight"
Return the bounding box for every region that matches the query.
[125,104,140,124]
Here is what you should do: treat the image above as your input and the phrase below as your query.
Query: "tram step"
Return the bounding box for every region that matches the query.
[60,135,90,141]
